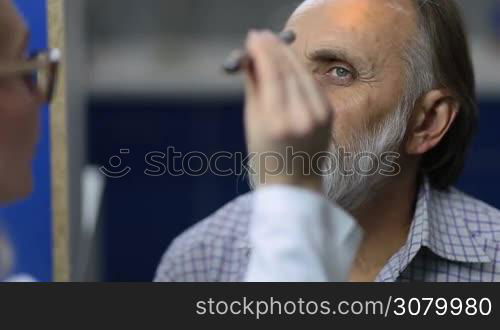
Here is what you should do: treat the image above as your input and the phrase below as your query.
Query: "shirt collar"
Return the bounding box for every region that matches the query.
[420,178,491,263]
[377,178,491,282]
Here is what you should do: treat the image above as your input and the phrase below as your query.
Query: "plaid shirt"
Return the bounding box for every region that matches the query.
[155,179,500,282]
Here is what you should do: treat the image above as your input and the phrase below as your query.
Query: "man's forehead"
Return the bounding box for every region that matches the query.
[292,0,330,16]
[291,0,414,22]
[288,0,417,48]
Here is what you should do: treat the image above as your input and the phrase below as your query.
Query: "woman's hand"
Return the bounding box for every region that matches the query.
[244,30,334,193]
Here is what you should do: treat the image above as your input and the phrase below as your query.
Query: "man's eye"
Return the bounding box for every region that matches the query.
[336,67,349,76]
[329,67,352,78]
[324,66,355,86]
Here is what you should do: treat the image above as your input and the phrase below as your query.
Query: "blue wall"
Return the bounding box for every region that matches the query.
[0,0,52,281]
[88,97,250,281]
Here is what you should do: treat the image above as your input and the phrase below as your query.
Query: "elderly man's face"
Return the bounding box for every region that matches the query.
[286,0,417,147]
[283,0,419,209]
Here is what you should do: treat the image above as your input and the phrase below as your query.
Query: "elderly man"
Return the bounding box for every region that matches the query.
[155,0,500,282]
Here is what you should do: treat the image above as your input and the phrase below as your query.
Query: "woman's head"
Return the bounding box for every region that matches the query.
[0,0,44,203]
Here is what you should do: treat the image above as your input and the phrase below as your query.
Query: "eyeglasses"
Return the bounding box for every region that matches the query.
[0,48,60,104]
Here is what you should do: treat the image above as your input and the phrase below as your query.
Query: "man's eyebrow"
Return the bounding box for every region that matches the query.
[306,47,366,66]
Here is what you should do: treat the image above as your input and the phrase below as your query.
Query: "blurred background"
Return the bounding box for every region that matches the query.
[58,0,500,281]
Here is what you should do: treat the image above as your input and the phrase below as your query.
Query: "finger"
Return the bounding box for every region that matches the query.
[243,72,257,130]
[252,31,318,134]
[246,31,288,116]
[259,32,317,131]
[253,32,318,137]
[243,54,257,105]
[280,40,332,122]
[259,31,331,124]
[284,72,315,134]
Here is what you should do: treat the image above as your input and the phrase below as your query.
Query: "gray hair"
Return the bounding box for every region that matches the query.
[403,0,478,189]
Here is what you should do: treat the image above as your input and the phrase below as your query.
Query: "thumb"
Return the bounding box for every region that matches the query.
[243,59,258,103]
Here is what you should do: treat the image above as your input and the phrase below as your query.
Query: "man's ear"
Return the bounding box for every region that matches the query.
[406,89,459,155]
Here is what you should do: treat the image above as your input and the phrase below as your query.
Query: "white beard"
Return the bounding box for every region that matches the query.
[246,103,409,213]
[323,105,409,212]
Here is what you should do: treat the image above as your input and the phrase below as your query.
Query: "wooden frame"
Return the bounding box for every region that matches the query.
[48,0,70,282]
